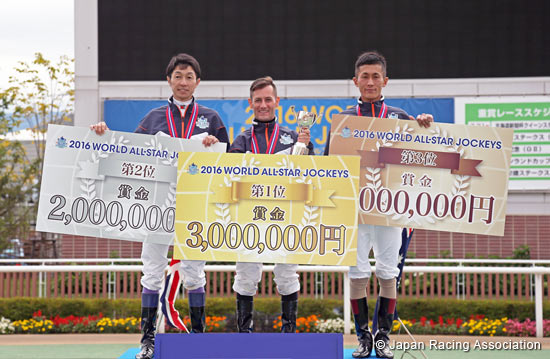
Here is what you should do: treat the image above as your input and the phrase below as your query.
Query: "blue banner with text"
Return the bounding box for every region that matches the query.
[104,98,453,155]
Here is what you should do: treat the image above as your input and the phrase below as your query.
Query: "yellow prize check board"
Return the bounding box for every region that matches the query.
[174,153,359,265]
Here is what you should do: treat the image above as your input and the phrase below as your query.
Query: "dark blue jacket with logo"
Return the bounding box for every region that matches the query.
[229,118,314,154]
[323,97,409,155]
[134,96,229,148]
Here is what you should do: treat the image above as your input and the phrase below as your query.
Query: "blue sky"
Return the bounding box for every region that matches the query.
[0,0,74,89]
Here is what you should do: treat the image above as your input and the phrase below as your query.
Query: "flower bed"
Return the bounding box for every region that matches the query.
[3,311,226,334]
[393,315,550,337]
[165,316,228,333]
[272,315,319,332]
[1,312,549,336]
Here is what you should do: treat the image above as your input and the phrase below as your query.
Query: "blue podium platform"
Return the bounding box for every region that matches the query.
[157,333,342,359]
[119,334,390,359]
[121,333,343,359]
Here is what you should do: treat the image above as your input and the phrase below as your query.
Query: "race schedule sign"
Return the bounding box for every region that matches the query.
[173,153,360,265]
[455,96,550,190]
[329,114,514,236]
[36,125,226,244]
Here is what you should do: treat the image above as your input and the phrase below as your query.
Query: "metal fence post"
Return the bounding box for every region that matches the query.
[456,262,465,300]
[38,270,45,298]
[315,272,324,299]
[38,262,46,298]
[535,273,543,338]
[108,271,116,299]
[344,270,350,335]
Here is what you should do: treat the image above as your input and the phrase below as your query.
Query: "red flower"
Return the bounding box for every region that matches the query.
[420,316,427,327]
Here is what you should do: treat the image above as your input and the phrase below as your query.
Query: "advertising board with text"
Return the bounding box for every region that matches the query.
[36,125,226,244]
[455,96,550,190]
[329,115,514,236]
[173,153,359,265]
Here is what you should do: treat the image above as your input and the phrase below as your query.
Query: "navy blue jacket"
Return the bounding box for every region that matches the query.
[324,97,409,155]
[229,119,314,154]
[135,96,229,147]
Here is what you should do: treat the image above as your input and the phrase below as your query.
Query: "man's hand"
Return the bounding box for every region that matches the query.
[90,122,109,135]
[410,113,433,128]
[297,127,311,144]
[202,135,219,147]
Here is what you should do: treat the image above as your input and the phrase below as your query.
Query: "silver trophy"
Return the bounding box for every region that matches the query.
[291,106,317,155]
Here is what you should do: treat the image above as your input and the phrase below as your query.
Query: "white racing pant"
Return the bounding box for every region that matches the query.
[350,224,401,280]
[233,262,300,296]
[140,242,206,291]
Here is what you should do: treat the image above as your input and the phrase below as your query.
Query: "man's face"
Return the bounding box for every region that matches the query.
[353,64,389,103]
[167,65,200,102]
[248,85,280,122]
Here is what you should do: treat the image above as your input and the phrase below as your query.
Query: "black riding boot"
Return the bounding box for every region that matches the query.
[374,297,395,359]
[136,297,158,359]
[351,297,373,358]
[281,292,298,333]
[236,293,254,333]
[188,290,206,333]
[189,305,205,333]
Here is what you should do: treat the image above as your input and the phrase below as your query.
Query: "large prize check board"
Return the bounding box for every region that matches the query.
[36,125,226,244]
[174,153,360,265]
[329,115,514,236]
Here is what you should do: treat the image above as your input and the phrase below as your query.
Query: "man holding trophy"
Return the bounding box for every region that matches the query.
[228,76,314,333]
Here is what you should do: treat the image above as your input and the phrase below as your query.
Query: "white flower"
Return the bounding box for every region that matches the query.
[314,318,355,334]
[0,317,15,334]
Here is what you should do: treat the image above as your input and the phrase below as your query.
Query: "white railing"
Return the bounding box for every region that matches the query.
[1,262,549,337]
[3,258,550,265]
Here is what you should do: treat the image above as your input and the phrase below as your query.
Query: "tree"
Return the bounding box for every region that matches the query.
[0,92,36,251]
[1,53,74,253]
[7,52,74,181]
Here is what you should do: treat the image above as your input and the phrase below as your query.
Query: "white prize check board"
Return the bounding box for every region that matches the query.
[36,124,226,244]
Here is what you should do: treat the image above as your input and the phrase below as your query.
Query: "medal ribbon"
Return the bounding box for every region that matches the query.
[165,101,199,139]
[251,122,280,154]
[356,101,388,118]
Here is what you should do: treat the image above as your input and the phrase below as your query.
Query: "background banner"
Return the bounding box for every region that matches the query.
[104,98,454,155]
[329,114,514,236]
[173,153,360,265]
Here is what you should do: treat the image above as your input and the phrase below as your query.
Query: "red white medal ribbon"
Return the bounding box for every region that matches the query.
[356,102,388,118]
[251,122,280,154]
[165,101,199,139]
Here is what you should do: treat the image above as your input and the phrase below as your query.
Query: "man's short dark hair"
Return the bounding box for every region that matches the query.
[355,51,387,76]
[249,76,277,98]
[166,53,201,79]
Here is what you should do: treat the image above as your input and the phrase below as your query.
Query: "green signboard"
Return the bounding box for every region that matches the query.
[457,97,550,190]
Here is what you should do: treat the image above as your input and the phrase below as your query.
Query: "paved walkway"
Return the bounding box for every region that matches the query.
[0,333,138,345]
[1,333,549,348]
[1,334,548,359]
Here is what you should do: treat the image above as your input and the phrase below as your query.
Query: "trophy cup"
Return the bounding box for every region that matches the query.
[291,106,317,155]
